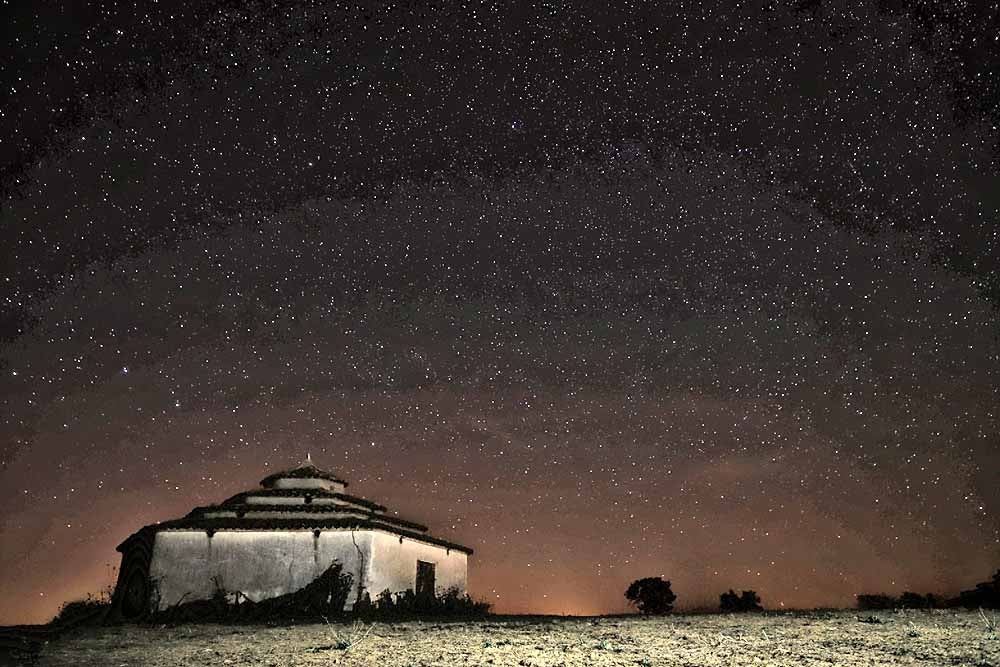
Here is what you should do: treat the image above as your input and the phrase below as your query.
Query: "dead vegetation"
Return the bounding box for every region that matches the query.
[981,607,998,634]
[145,560,354,624]
[307,619,376,654]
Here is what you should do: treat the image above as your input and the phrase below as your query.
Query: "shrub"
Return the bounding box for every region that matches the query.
[437,586,489,615]
[719,589,763,612]
[352,591,374,615]
[357,586,490,618]
[52,590,112,627]
[899,591,935,609]
[856,593,898,610]
[625,577,676,615]
[857,568,1000,611]
[953,569,1000,609]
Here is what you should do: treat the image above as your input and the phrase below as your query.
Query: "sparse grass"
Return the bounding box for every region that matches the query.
[981,607,998,634]
[28,610,1000,666]
[482,637,512,648]
[311,618,375,653]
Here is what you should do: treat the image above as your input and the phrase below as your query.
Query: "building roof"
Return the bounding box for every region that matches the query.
[185,503,429,532]
[259,461,349,488]
[116,457,472,555]
[151,516,471,554]
[219,488,387,511]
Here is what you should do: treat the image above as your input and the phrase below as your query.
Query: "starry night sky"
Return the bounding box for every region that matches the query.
[1,1,999,624]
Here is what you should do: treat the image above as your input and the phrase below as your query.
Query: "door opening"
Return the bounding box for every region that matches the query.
[416,560,436,600]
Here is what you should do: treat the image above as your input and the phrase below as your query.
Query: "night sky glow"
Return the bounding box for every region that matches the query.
[1,1,998,625]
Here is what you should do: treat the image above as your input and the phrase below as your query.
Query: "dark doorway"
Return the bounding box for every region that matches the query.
[416,560,436,599]
[121,569,149,618]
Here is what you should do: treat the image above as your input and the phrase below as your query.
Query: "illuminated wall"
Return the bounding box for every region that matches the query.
[366,529,469,599]
[148,528,466,610]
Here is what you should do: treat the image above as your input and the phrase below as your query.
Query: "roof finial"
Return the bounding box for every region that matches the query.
[305,452,313,466]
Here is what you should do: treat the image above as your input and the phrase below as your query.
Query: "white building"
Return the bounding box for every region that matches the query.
[110,457,471,618]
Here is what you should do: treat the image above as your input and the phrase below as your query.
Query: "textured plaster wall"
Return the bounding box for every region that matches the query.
[364,530,468,599]
[149,530,371,609]
[148,528,467,611]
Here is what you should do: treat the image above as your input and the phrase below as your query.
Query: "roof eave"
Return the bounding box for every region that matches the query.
[144,518,473,555]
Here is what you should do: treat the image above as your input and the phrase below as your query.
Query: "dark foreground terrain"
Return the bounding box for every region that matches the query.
[6,610,999,666]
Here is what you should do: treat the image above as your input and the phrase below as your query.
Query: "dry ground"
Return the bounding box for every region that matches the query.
[24,610,1000,667]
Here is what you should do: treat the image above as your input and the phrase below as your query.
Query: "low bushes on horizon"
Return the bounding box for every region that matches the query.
[856,568,1000,610]
[720,589,763,612]
[954,570,1000,609]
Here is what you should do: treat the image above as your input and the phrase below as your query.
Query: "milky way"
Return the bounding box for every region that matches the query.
[1,1,998,624]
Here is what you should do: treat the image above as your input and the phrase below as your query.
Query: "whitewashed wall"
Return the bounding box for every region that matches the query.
[149,530,371,609]
[148,528,468,611]
[365,530,468,598]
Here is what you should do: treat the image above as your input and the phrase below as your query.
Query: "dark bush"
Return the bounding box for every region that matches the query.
[353,590,374,615]
[856,593,898,610]
[437,586,489,615]
[357,586,490,618]
[899,591,935,609]
[858,569,1000,610]
[952,569,1000,609]
[52,592,111,627]
[719,589,763,612]
[625,577,676,615]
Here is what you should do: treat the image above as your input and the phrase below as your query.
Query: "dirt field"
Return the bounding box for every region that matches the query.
[21,610,1000,666]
